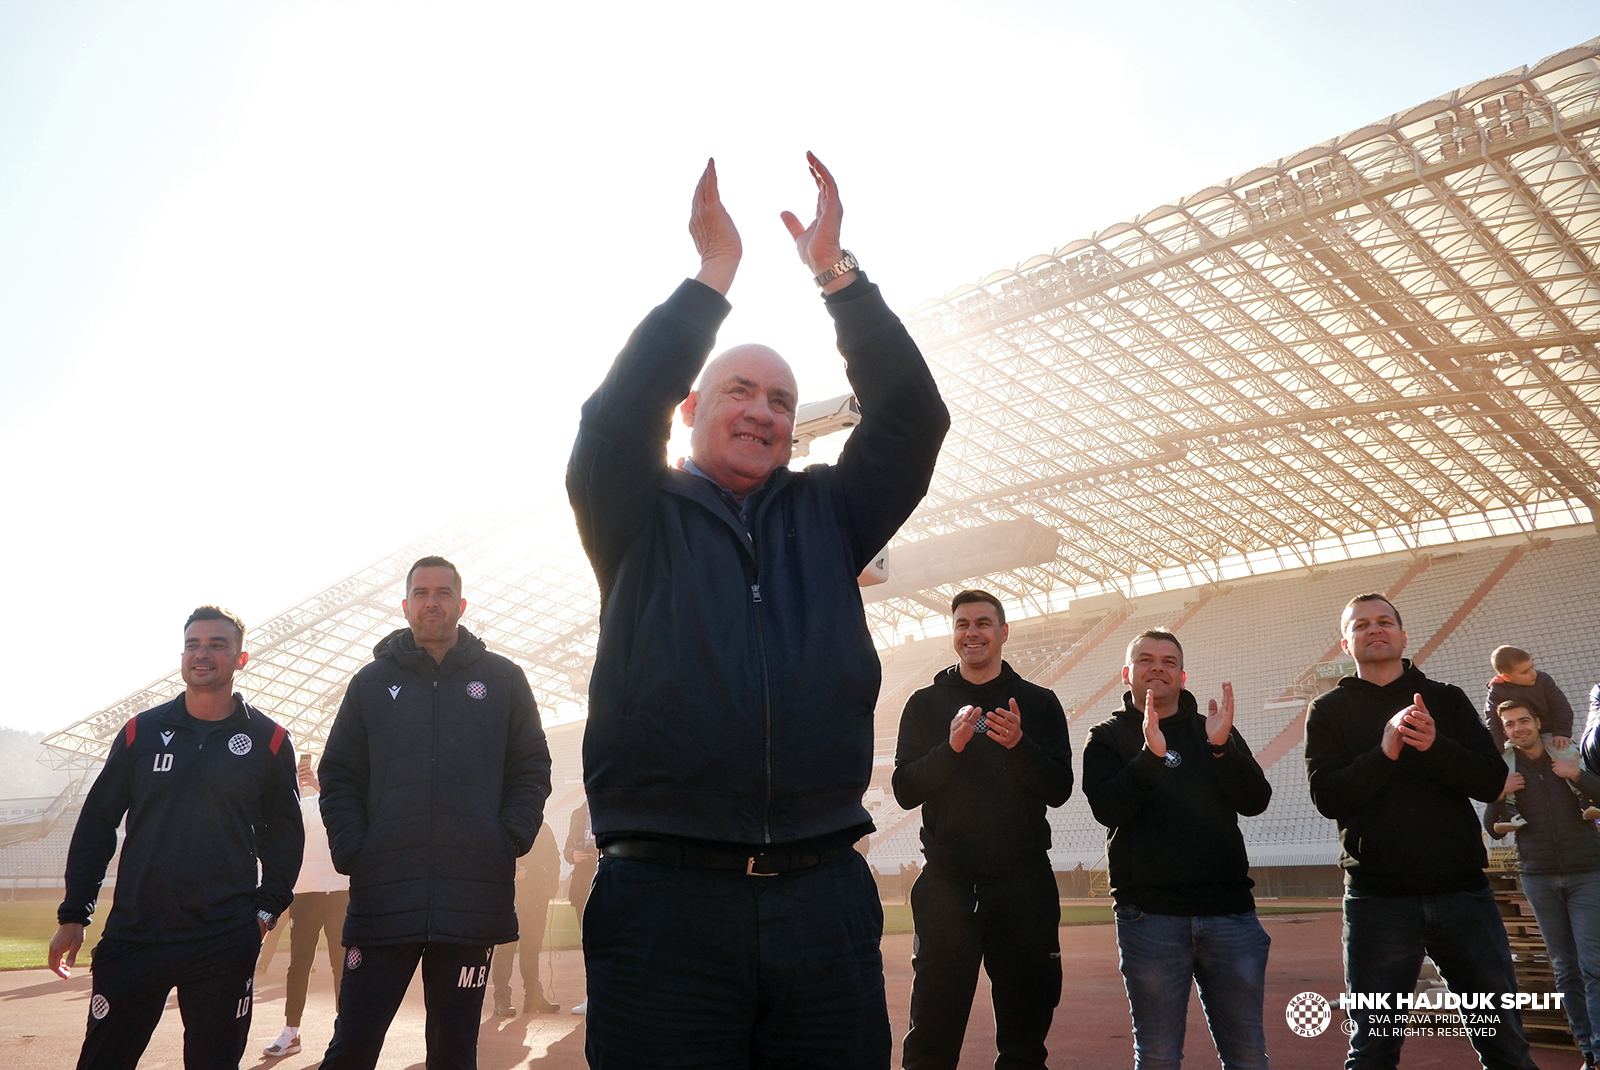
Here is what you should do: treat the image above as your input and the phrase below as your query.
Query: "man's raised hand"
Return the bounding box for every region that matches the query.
[690,158,741,296]
[1206,682,1235,748]
[949,705,980,754]
[1142,688,1166,758]
[984,699,1025,750]
[779,152,854,292]
[1396,693,1437,753]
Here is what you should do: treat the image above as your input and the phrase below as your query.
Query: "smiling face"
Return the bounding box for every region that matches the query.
[1123,636,1185,707]
[681,345,797,500]
[403,565,465,650]
[952,599,1007,683]
[1340,597,1406,669]
[181,618,247,694]
[1500,705,1540,751]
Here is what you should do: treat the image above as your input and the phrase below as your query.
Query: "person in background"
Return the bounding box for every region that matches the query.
[264,754,351,1058]
[492,821,562,1016]
[563,798,595,1016]
[1486,645,1587,830]
[1486,701,1600,1070]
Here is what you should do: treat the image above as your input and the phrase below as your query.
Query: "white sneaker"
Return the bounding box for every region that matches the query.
[264,1027,302,1057]
[571,999,588,1015]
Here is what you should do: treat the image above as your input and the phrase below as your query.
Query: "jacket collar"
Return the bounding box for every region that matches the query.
[663,465,792,561]
[933,660,1021,691]
[374,625,487,674]
[160,692,249,726]
[1336,658,1427,695]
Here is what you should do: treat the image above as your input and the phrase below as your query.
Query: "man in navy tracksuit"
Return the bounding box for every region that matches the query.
[52,606,304,1070]
[316,556,552,1070]
[567,156,948,1066]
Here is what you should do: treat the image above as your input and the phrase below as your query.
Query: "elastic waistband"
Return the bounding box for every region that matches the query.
[600,837,843,876]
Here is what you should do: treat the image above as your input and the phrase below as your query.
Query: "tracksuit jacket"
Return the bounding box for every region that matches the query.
[1083,690,1270,915]
[892,661,1074,881]
[1305,660,1506,895]
[60,693,304,940]
[567,274,949,847]
[318,625,552,946]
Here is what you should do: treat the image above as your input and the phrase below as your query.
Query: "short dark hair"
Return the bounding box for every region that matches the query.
[184,605,245,647]
[1126,629,1183,666]
[1497,699,1537,727]
[1491,645,1531,674]
[950,589,1005,625]
[1342,593,1402,631]
[407,555,462,593]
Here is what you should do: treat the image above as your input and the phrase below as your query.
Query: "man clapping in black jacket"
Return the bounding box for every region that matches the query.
[316,556,551,1070]
[893,589,1073,1070]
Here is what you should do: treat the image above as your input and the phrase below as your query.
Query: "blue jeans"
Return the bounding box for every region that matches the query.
[582,848,890,1069]
[1520,869,1600,1060]
[1114,907,1270,1070]
[1342,887,1537,1070]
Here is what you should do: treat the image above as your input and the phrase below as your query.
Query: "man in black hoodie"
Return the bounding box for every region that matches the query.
[1305,593,1537,1070]
[892,589,1074,1070]
[316,556,552,1070]
[1083,629,1272,1070]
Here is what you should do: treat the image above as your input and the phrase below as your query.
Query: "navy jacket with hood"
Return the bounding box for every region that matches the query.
[318,625,551,946]
[567,275,948,847]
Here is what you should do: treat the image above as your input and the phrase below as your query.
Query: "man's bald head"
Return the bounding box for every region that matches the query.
[681,344,799,501]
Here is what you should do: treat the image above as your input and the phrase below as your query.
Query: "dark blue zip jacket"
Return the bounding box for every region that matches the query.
[567,275,948,846]
[318,625,552,946]
[60,693,303,941]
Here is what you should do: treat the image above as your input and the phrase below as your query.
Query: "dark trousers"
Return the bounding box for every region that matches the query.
[584,848,890,1069]
[1343,887,1538,1070]
[570,858,596,934]
[285,889,349,1026]
[318,941,494,1070]
[492,896,552,1004]
[76,922,261,1070]
[902,869,1062,1070]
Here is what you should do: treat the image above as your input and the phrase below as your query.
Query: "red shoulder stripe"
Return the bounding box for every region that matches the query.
[269,724,287,755]
[124,719,137,746]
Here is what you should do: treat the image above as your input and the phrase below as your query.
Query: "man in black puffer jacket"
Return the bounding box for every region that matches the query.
[317,556,551,1070]
[893,590,1073,1070]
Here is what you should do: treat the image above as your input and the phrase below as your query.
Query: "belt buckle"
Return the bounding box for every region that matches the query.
[746,855,779,877]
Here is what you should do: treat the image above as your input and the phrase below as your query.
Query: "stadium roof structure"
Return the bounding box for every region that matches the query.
[44,37,1600,764]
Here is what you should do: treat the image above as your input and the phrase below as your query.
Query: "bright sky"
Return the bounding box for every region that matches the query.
[1,1,1593,740]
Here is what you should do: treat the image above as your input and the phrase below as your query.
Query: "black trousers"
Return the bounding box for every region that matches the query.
[492,896,552,1004]
[284,889,349,1026]
[76,922,261,1070]
[902,868,1063,1070]
[318,941,493,1070]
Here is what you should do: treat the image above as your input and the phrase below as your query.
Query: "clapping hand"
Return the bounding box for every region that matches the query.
[689,158,741,295]
[1206,682,1235,749]
[780,152,853,290]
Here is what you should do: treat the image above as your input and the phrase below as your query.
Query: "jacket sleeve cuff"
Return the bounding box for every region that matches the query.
[821,273,899,347]
[668,278,734,332]
[1129,747,1166,788]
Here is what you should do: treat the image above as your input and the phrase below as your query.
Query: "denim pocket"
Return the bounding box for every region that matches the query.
[1114,904,1144,923]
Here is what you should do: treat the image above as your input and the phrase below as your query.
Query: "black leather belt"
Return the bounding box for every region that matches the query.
[600,837,842,876]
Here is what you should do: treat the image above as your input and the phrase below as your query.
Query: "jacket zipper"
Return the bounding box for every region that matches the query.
[753,579,774,845]
[428,676,439,937]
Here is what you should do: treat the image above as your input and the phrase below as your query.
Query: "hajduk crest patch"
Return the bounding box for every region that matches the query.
[468,681,487,700]
[228,733,253,756]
